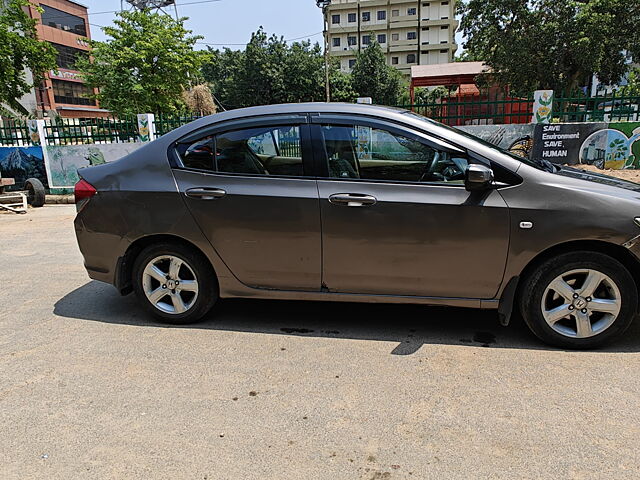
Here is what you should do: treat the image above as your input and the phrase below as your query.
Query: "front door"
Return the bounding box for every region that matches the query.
[312,118,510,299]
[172,122,321,291]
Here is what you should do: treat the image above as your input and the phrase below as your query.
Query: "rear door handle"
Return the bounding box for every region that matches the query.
[328,193,377,207]
[185,187,226,200]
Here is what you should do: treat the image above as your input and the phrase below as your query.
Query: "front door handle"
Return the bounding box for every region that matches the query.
[185,187,226,200]
[328,193,377,207]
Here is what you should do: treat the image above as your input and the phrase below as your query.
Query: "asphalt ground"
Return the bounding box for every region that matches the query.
[2,205,640,479]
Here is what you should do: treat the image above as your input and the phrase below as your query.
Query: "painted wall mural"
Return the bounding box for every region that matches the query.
[0,146,47,190]
[579,123,640,169]
[7,121,640,194]
[44,142,143,189]
[460,122,640,169]
[458,124,536,159]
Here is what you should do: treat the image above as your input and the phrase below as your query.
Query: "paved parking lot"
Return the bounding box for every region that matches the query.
[2,205,640,479]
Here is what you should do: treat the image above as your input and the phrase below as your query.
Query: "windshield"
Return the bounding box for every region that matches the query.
[401,111,549,171]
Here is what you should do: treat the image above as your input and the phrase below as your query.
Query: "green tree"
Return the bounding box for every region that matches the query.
[202,28,326,108]
[329,60,357,103]
[76,10,204,116]
[282,40,325,103]
[625,68,640,95]
[457,0,640,94]
[0,0,57,116]
[201,47,245,108]
[351,40,403,105]
[414,86,450,104]
[453,50,482,63]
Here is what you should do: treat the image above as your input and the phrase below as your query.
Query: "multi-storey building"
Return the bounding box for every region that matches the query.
[20,0,108,118]
[325,0,458,76]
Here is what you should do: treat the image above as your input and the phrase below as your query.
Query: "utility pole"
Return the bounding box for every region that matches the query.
[123,0,179,20]
[316,0,332,102]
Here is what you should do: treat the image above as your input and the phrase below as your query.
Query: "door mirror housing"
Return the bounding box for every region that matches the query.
[465,164,494,191]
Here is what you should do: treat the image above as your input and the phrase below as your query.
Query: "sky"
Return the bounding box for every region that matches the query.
[81,0,326,50]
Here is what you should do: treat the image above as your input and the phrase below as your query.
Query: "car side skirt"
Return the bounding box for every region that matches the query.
[220,285,499,309]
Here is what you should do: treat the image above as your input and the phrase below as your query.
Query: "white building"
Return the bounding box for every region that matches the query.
[325,0,458,75]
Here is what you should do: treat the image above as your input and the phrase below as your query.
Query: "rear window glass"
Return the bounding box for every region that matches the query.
[177,125,303,176]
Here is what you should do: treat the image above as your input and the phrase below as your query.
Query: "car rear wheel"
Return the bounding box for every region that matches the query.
[132,242,218,324]
[519,251,637,349]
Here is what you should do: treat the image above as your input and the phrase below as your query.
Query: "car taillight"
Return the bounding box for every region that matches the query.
[74,179,96,210]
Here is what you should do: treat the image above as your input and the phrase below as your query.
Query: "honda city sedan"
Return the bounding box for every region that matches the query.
[74,103,640,349]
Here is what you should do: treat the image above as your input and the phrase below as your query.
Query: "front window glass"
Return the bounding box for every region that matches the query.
[320,125,468,183]
[402,111,545,170]
[402,110,545,171]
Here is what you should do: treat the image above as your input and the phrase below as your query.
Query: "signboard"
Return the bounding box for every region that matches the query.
[532,90,554,124]
[49,69,83,83]
[531,123,606,165]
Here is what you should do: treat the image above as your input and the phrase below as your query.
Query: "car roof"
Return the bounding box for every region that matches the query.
[200,102,408,124]
[162,102,422,146]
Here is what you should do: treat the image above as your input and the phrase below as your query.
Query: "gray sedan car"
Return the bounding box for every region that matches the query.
[74,103,640,349]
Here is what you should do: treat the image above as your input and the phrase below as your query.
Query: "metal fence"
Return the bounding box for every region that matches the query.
[0,120,31,146]
[396,89,640,126]
[2,90,640,147]
[43,116,139,145]
[397,96,533,126]
[553,89,640,123]
[153,113,203,137]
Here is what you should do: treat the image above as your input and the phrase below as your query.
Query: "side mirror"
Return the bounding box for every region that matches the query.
[465,164,494,191]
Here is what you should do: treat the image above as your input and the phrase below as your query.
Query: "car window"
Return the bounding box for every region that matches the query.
[217,125,303,176]
[319,125,469,184]
[179,135,215,171]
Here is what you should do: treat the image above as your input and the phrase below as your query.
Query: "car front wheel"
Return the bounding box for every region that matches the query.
[132,242,218,324]
[520,251,638,349]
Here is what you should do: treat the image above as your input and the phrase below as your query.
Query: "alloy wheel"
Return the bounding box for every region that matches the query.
[541,268,621,338]
[142,255,199,314]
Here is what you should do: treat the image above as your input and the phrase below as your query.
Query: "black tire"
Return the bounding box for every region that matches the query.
[519,251,637,349]
[25,178,45,207]
[132,242,219,325]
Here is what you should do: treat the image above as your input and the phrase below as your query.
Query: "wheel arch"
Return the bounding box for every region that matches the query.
[518,240,640,291]
[500,240,640,325]
[116,234,216,295]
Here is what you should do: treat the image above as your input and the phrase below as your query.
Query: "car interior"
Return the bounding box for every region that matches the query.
[320,125,468,183]
[178,124,468,183]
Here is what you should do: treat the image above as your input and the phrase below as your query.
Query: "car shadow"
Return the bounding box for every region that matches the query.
[54,281,640,354]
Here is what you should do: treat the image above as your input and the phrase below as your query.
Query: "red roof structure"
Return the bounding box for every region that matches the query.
[410,62,489,103]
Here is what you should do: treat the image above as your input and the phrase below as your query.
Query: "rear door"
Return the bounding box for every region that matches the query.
[311,115,510,299]
[172,116,321,291]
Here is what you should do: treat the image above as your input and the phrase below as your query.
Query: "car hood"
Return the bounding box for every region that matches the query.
[557,166,640,193]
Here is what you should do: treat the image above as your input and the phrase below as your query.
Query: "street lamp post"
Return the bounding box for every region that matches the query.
[316,0,332,102]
